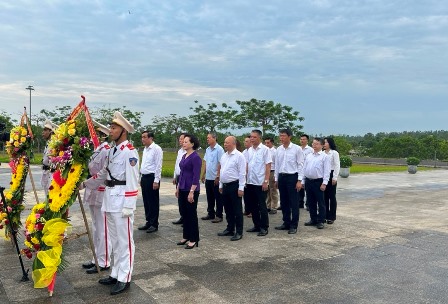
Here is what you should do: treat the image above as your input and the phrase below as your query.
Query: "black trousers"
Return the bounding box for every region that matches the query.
[141,173,159,228]
[180,190,200,242]
[324,170,337,221]
[246,184,269,230]
[305,178,326,224]
[298,187,306,207]
[222,181,243,234]
[175,176,185,220]
[278,173,299,229]
[205,179,223,218]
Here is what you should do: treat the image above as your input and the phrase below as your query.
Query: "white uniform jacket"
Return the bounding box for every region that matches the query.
[84,141,110,206]
[85,140,140,213]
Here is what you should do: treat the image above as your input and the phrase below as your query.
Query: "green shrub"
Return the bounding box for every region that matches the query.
[340,155,353,168]
[406,157,420,166]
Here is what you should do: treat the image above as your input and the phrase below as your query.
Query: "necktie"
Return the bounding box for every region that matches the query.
[113,147,117,155]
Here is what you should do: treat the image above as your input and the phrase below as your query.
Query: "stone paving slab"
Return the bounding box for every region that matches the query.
[0,167,447,303]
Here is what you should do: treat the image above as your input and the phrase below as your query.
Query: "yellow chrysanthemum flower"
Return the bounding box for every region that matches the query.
[13,134,19,141]
[31,237,39,244]
[14,141,20,147]
[20,137,26,143]
[21,129,27,136]
[68,128,76,136]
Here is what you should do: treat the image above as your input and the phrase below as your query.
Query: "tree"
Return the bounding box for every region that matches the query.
[0,111,18,151]
[38,105,73,125]
[189,100,237,133]
[233,98,304,135]
[333,136,352,156]
[144,114,193,148]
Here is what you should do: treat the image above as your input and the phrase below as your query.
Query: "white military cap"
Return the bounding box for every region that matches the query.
[43,119,58,131]
[93,120,110,136]
[110,111,135,133]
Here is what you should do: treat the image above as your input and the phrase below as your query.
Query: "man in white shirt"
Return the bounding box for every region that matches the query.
[246,129,272,236]
[201,133,225,223]
[172,133,187,225]
[299,134,313,209]
[138,131,163,233]
[274,129,305,234]
[302,138,331,229]
[217,136,246,241]
[264,137,279,214]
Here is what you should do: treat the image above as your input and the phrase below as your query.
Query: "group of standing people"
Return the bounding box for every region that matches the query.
[168,129,341,246]
[39,114,340,296]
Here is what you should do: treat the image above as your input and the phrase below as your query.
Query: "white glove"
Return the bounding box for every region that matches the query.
[121,207,133,218]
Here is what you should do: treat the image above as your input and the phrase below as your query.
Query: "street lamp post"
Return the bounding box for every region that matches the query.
[26,85,34,125]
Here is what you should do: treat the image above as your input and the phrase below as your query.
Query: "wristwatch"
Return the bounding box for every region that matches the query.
[264,180,268,183]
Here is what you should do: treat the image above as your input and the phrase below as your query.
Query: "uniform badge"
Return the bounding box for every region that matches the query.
[129,157,138,166]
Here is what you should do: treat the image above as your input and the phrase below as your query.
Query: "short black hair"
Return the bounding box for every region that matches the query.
[251,129,262,137]
[264,136,275,143]
[279,128,292,137]
[179,132,187,138]
[301,134,309,140]
[142,130,154,139]
[208,132,217,139]
[184,134,200,150]
[313,137,324,145]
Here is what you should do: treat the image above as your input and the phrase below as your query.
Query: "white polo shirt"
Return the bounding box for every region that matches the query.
[274,142,304,182]
[247,143,272,186]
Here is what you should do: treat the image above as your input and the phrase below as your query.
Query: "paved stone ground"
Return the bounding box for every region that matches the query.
[0,166,447,303]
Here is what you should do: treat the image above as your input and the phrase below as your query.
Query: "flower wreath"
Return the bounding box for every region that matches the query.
[23,115,93,288]
[0,123,32,238]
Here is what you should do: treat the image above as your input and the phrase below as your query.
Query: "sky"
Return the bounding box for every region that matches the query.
[1,0,447,136]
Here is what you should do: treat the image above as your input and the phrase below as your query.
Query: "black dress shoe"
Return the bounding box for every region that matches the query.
[110,281,130,295]
[201,215,214,220]
[185,242,199,249]
[177,239,189,245]
[326,220,334,225]
[304,221,317,226]
[277,206,282,210]
[82,261,95,269]
[99,276,117,285]
[138,223,150,230]
[86,266,110,274]
[246,227,260,233]
[218,229,234,236]
[288,228,297,234]
[275,224,289,230]
[257,229,268,236]
[146,226,158,233]
[316,223,324,229]
[172,218,183,225]
[230,233,242,241]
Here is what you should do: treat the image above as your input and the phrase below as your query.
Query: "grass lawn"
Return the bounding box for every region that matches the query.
[1,152,433,177]
[351,163,433,173]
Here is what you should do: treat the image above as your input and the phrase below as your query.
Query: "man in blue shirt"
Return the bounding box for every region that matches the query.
[201,132,225,222]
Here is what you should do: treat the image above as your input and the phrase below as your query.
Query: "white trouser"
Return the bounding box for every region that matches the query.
[89,205,111,268]
[41,170,52,197]
[107,212,135,283]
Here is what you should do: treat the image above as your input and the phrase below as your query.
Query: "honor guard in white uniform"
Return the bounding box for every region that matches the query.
[41,119,57,197]
[80,112,139,296]
[82,121,112,274]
